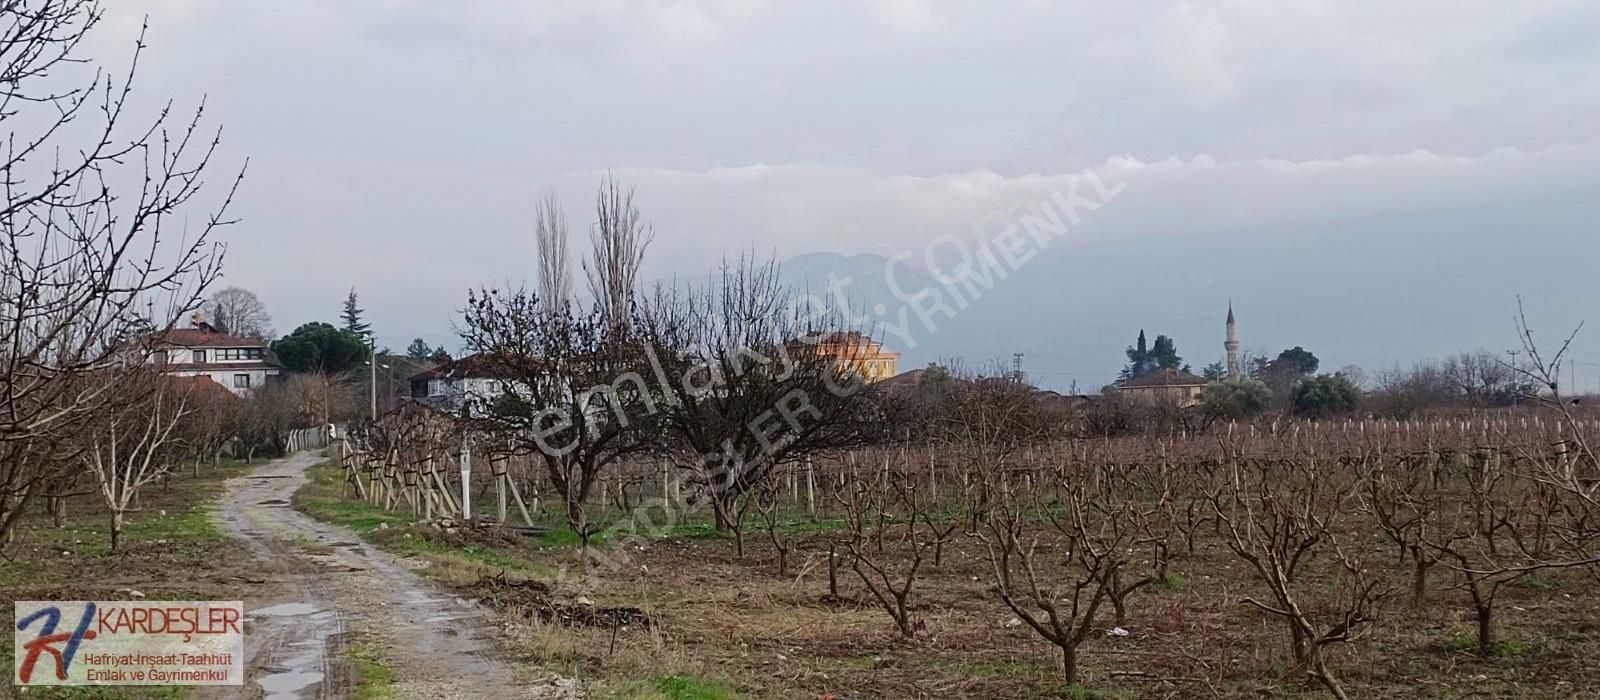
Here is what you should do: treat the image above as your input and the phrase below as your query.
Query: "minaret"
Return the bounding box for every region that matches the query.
[1224,302,1240,379]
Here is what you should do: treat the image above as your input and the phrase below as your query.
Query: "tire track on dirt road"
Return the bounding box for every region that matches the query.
[204,451,579,699]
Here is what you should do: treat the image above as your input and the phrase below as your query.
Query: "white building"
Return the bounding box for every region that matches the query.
[408,353,511,412]
[148,317,282,395]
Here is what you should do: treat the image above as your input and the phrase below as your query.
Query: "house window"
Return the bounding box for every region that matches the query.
[193,349,207,364]
[217,348,264,361]
[233,374,251,389]
[152,350,168,365]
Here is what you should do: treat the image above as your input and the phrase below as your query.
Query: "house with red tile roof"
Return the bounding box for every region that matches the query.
[147,312,282,395]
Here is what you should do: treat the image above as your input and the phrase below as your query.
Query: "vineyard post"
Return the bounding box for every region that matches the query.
[661,460,674,518]
[460,437,472,522]
[495,456,508,523]
[806,457,817,520]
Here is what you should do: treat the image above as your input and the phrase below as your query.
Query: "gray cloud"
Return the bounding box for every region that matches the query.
[86,1,1600,385]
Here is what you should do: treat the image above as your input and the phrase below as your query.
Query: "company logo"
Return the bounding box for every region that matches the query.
[13,601,243,686]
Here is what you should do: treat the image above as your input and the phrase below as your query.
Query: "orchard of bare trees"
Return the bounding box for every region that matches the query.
[321,276,1600,697]
[0,1,248,548]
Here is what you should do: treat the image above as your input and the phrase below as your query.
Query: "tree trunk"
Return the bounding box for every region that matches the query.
[1109,570,1128,626]
[566,499,588,538]
[1061,642,1079,686]
[1309,654,1349,700]
[1411,558,1431,605]
[110,509,125,552]
[1476,604,1495,656]
[50,496,67,528]
[1289,619,1311,666]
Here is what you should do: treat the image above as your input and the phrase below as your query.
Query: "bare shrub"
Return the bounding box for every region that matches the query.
[973,462,1137,686]
[1209,446,1388,699]
[834,460,957,639]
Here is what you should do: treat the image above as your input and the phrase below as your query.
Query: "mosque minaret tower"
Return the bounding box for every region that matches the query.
[1225,302,1241,379]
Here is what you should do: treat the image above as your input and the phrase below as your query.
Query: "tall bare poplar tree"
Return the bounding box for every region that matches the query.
[534,188,571,311]
[586,175,651,334]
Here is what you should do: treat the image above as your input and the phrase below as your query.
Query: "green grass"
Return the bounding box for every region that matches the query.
[555,674,742,700]
[346,637,396,700]
[651,675,740,700]
[292,475,417,535]
[122,500,232,542]
[943,657,1056,680]
[293,463,556,577]
[1520,574,1558,592]
[1155,572,1187,591]
[535,511,851,550]
[1034,685,1134,700]
[1445,633,1531,657]
[0,459,253,700]
[299,459,855,559]
[0,461,250,585]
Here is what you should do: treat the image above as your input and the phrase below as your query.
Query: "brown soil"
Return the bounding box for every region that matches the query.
[486,526,1600,699]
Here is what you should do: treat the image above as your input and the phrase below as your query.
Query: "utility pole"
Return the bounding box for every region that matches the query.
[369,335,378,421]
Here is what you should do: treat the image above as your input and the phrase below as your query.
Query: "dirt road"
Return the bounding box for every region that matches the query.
[208,452,579,699]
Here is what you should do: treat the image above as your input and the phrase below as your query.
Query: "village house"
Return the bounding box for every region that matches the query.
[809,331,900,382]
[408,353,513,412]
[1115,367,1208,407]
[147,313,282,395]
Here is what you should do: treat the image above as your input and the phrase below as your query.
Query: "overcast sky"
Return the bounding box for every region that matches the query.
[95,1,1600,389]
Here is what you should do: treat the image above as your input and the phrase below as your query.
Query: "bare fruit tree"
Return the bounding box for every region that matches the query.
[0,1,242,543]
[1361,449,1446,605]
[1209,445,1387,699]
[753,475,792,575]
[79,372,191,551]
[639,256,883,537]
[834,460,956,639]
[460,290,659,545]
[972,462,1129,686]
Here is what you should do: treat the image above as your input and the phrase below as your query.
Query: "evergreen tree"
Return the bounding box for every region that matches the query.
[406,337,434,360]
[1121,330,1186,381]
[271,322,370,374]
[341,288,371,341]
[1254,346,1321,396]
[1274,346,1320,377]
[1150,334,1183,370]
[1120,330,1153,381]
[1293,374,1362,417]
[1200,378,1272,419]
